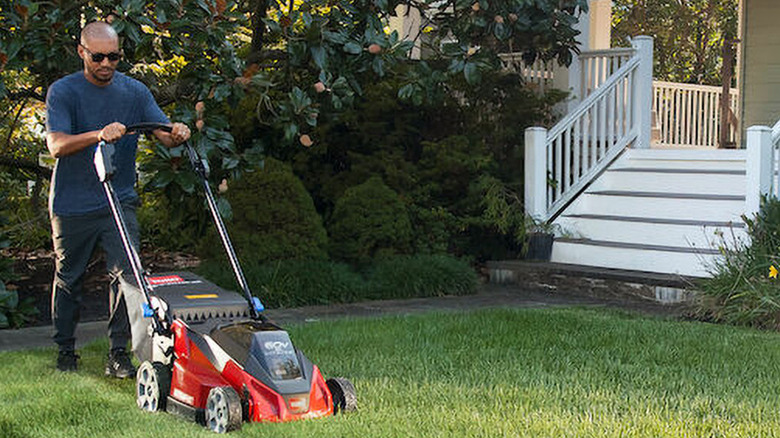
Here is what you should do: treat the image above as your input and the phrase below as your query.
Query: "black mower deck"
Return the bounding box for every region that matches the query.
[146,271,253,328]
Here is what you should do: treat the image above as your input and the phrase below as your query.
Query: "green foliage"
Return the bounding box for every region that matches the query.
[197,254,477,308]
[328,176,412,265]
[201,159,328,264]
[367,255,478,299]
[1,196,50,251]
[612,0,739,86]
[197,259,365,309]
[0,187,40,329]
[696,196,780,329]
[404,0,588,92]
[478,175,526,245]
[290,70,565,260]
[0,287,38,329]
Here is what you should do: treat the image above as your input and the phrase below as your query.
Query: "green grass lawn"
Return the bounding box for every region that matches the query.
[2,307,780,437]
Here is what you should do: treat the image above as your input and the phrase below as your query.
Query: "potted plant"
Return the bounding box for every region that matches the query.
[522,216,556,261]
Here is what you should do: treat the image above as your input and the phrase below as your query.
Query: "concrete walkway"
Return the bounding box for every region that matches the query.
[0,283,680,353]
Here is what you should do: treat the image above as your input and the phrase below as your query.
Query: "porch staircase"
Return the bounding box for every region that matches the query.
[550,149,748,277]
[516,36,758,281]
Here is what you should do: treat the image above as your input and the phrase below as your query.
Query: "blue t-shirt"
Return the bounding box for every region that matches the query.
[45,71,169,216]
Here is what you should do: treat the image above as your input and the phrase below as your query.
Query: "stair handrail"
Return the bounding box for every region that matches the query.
[771,118,780,144]
[525,36,654,224]
[543,57,641,220]
[547,56,639,142]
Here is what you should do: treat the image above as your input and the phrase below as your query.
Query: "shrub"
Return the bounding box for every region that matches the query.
[196,259,364,309]
[0,174,50,251]
[201,159,328,264]
[0,192,38,328]
[196,254,478,309]
[695,196,780,329]
[0,286,39,329]
[328,176,412,265]
[366,254,478,300]
[2,199,50,250]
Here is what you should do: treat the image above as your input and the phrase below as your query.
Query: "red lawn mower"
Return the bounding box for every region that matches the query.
[93,123,356,433]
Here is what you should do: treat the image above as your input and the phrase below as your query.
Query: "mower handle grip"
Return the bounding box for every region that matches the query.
[125,122,173,134]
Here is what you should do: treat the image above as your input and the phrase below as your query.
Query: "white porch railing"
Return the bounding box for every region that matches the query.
[579,48,636,98]
[745,121,780,216]
[499,53,555,92]
[652,81,739,148]
[525,37,654,222]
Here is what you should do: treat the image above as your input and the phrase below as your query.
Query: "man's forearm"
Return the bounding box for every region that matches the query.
[46,131,101,158]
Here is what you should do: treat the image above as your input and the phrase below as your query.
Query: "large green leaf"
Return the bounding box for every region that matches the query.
[463,62,481,85]
[343,42,362,55]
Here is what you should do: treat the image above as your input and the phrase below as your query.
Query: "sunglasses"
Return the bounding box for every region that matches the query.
[81,45,122,63]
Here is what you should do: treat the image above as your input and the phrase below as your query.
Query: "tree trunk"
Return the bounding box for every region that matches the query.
[247,0,269,65]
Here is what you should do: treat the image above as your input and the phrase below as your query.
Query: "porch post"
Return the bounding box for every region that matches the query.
[525,127,548,220]
[631,36,654,149]
[745,125,773,217]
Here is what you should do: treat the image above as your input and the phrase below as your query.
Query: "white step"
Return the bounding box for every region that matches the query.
[594,168,745,196]
[555,215,748,249]
[612,149,747,171]
[546,148,748,278]
[551,238,719,277]
[571,192,745,222]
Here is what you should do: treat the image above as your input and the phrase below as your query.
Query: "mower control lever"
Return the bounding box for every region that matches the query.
[125,122,173,134]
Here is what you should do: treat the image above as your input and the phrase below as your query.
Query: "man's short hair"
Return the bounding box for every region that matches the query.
[80,21,118,46]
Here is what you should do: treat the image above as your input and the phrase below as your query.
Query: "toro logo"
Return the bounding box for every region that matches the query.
[147,275,185,285]
[264,341,290,353]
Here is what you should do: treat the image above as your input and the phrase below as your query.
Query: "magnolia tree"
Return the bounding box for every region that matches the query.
[0,0,586,220]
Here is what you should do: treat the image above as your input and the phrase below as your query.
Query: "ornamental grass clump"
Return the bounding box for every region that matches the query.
[696,196,780,329]
[366,254,478,299]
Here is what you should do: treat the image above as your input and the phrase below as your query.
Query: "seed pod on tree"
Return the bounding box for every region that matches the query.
[299,134,313,147]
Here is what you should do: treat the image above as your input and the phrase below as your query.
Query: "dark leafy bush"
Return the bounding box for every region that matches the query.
[3,197,51,251]
[696,196,780,329]
[0,190,38,328]
[288,72,567,261]
[0,286,39,329]
[328,176,412,265]
[200,159,328,264]
[366,255,478,300]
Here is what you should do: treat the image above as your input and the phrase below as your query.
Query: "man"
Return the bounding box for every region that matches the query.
[45,21,191,377]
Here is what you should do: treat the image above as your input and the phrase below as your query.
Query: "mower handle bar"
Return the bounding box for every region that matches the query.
[102,121,263,320]
[125,122,173,134]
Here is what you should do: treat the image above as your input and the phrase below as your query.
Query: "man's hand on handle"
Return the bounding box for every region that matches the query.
[169,122,191,146]
[97,122,127,143]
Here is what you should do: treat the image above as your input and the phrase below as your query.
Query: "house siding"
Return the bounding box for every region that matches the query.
[741,0,780,133]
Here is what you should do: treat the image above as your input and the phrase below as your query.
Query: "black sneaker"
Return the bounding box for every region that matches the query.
[105,348,136,379]
[57,350,79,372]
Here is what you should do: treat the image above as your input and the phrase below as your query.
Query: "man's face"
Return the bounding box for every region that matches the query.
[78,37,121,85]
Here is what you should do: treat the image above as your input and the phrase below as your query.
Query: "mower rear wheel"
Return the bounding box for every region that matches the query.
[205,386,242,433]
[136,361,171,412]
[326,377,357,414]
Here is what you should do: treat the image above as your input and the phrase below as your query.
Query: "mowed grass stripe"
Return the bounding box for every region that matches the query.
[1,307,779,437]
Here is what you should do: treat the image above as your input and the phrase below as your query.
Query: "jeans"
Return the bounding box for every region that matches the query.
[50,203,139,351]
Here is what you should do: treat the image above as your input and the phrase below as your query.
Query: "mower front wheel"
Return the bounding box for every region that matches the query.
[136,361,171,412]
[205,386,242,433]
[326,377,357,414]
